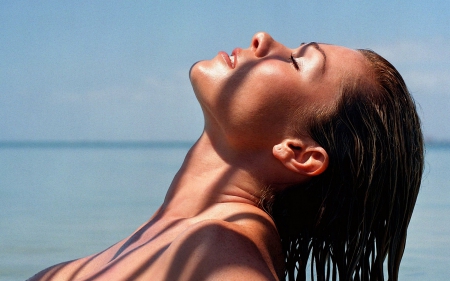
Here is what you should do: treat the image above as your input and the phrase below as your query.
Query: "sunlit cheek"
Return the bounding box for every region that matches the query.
[301,56,323,81]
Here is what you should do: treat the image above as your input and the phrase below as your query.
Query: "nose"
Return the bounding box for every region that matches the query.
[250,32,276,58]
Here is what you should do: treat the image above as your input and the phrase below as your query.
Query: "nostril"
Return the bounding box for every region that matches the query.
[252,38,259,50]
[251,32,272,57]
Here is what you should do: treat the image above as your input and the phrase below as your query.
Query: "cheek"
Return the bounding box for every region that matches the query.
[247,69,303,118]
[224,80,301,135]
[192,59,306,139]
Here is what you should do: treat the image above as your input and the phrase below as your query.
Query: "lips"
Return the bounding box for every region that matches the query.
[230,48,240,68]
[219,48,240,69]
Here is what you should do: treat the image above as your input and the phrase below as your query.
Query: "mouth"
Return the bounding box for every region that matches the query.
[229,55,235,68]
[219,51,234,69]
[230,48,240,68]
[219,48,240,69]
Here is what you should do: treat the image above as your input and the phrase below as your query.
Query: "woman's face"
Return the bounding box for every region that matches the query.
[190,32,368,148]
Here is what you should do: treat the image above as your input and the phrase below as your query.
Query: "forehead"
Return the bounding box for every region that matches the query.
[296,44,369,119]
[319,44,368,79]
[308,44,369,104]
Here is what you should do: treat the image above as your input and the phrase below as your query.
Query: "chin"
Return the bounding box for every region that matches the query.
[189,61,202,81]
[189,62,202,95]
[189,60,212,84]
[189,60,215,96]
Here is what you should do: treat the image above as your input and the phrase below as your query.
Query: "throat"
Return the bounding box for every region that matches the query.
[159,134,264,219]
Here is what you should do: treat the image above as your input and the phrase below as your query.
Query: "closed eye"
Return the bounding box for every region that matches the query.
[290,54,300,71]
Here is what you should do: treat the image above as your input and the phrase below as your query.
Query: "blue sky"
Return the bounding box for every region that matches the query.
[1,1,449,141]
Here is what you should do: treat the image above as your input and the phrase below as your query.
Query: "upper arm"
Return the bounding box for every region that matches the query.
[162,220,280,281]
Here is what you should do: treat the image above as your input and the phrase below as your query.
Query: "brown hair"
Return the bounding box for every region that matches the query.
[271,49,424,281]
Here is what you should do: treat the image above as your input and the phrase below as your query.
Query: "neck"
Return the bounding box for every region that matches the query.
[157,133,269,220]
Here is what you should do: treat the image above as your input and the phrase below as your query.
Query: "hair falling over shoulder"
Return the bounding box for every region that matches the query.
[271,49,424,281]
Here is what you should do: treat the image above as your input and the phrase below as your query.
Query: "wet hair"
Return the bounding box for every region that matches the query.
[271,49,424,281]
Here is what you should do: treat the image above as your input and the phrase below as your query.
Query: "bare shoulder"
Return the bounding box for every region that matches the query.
[26,207,284,281]
[26,259,83,281]
[160,218,283,281]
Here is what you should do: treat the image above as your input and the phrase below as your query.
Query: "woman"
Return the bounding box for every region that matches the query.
[29,32,423,281]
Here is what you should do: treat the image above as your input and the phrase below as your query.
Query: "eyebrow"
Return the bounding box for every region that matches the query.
[302,42,327,74]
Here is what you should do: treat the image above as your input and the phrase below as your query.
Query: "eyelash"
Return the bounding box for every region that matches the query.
[290,54,300,70]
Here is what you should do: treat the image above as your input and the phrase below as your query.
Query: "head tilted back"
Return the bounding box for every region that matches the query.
[273,49,424,281]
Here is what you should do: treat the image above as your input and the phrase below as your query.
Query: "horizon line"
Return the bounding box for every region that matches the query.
[0,140,196,149]
[0,139,449,149]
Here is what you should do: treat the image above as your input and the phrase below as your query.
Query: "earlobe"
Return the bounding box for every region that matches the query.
[273,139,329,176]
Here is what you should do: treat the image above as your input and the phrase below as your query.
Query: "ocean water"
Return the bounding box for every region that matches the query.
[0,143,448,280]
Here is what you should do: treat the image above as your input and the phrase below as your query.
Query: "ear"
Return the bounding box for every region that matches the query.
[272,138,329,176]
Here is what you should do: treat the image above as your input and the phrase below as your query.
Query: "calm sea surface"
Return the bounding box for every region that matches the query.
[0,143,449,280]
